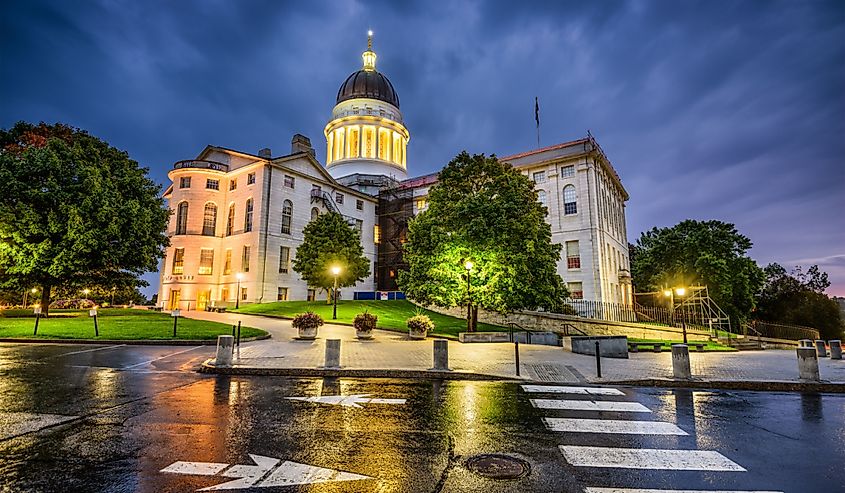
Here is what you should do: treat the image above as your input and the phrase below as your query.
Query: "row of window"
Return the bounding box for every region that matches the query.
[179,173,259,191]
[531,165,575,185]
[326,125,406,167]
[171,244,295,277]
[536,185,577,215]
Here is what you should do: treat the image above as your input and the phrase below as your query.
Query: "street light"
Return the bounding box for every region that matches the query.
[235,272,244,309]
[464,260,473,332]
[330,265,341,320]
[664,286,688,343]
[23,287,37,308]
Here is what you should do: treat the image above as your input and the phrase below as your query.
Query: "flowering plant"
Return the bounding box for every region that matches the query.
[406,314,434,333]
[353,310,378,333]
[292,311,324,330]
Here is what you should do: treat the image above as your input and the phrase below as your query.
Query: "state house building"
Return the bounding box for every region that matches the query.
[157,35,633,310]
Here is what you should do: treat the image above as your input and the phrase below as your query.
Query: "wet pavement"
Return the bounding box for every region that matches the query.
[0,343,843,493]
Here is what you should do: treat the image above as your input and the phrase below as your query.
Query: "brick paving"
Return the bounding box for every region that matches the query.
[188,311,845,384]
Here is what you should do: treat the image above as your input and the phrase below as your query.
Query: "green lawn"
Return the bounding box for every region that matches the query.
[0,308,266,340]
[233,300,508,339]
[627,337,736,352]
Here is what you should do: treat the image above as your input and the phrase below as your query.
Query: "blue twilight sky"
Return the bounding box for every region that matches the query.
[1,0,844,298]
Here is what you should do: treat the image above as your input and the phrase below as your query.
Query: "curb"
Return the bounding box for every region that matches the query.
[0,334,272,346]
[200,361,513,380]
[607,377,845,393]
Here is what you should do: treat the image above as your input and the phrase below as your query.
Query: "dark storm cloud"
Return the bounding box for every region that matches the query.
[2,0,844,295]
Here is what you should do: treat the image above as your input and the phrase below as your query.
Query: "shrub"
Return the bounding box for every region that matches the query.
[353,310,378,332]
[50,298,95,309]
[407,314,434,333]
[292,311,324,330]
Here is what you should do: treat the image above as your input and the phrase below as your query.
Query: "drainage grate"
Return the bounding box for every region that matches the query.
[465,454,530,480]
[527,363,582,382]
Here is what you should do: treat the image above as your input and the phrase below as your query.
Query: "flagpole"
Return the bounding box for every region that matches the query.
[535,96,540,148]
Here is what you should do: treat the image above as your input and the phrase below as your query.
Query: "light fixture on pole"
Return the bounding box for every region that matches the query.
[664,286,688,343]
[23,287,37,308]
[330,265,341,320]
[235,272,244,309]
[464,260,473,332]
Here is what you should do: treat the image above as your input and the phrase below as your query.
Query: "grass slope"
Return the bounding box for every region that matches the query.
[234,300,507,338]
[0,308,265,340]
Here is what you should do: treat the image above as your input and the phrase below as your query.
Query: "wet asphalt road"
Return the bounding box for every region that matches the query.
[0,343,843,493]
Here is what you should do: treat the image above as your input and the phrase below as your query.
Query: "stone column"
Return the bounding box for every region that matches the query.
[324,339,341,369]
[215,335,234,367]
[796,347,820,381]
[432,340,450,371]
[829,340,842,360]
[671,344,691,379]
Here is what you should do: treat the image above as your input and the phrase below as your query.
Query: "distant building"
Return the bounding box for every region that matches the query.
[157,34,632,309]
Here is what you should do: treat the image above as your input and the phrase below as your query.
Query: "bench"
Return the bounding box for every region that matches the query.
[691,343,706,351]
[205,306,227,313]
[628,343,663,353]
[151,306,163,312]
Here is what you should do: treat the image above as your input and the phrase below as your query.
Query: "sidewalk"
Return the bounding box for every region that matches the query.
[188,311,845,390]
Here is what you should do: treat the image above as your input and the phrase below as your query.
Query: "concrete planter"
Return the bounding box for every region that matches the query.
[297,326,318,340]
[408,328,427,340]
[355,329,374,340]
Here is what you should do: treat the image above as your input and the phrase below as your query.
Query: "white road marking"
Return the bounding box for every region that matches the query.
[530,399,652,412]
[58,344,126,356]
[543,417,688,435]
[160,461,229,476]
[286,394,406,408]
[258,460,370,487]
[584,489,783,493]
[199,454,279,491]
[560,446,746,471]
[521,385,624,396]
[120,346,204,370]
[0,412,79,440]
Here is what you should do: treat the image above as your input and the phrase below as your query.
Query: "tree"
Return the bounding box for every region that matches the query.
[397,151,567,322]
[755,263,844,339]
[0,122,170,315]
[292,211,370,301]
[630,220,764,325]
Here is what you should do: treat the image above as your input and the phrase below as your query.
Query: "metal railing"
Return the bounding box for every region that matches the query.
[507,322,533,344]
[173,159,229,172]
[747,321,820,341]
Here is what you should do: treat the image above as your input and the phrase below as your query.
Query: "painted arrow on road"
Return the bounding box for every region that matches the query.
[160,454,370,490]
[286,394,406,408]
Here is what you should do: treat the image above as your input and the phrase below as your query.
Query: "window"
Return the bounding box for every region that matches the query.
[172,247,185,274]
[179,176,191,189]
[563,185,577,215]
[277,287,288,301]
[335,192,344,205]
[247,173,256,185]
[347,127,359,158]
[311,184,321,196]
[568,282,584,300]
[202,203,217,236]
[279,246,290,273]
[221,288,229,301]
[241,287,248,301]
[198,249,214,275]
[242,245,251,273]
[284,174,295,188]
[224,249,232,275]
[206,179,219,190]
[229,179,237,191]
[175,202,188,235]
[566,240,581,269]
[537,190,547,209]
[244,198,253,232]
[226,203,235,236]
[307,289,316,302]
[356,199,364,210]
[415,198,427,210]
[374,224,381,244]
[561,165,575,178]
[378,128,390,160]
[363,126,375,158]
[533,171,546,184]
[281,200,293,234]
[354,219,363,234]
[310,207,319,221]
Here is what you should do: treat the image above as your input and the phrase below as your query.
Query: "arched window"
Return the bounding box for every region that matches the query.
[226,203,235,236]
[281,200,293,234]
[202,203,217,236]
[537,190,547,211]
[310,207,320,221]
[563,185,577,215]
[175,202,188,235]
[244,198,254,232]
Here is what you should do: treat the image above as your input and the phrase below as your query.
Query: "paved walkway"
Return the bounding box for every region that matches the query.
[187,311,845,385]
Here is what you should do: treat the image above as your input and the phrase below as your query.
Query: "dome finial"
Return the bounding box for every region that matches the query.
[362,30,377,71]
[367,30,373,50]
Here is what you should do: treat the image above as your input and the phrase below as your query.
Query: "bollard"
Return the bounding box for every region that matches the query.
[515,341,521,376]
[671,344,692,379]
[432,340,450,371]
[799,339,812,348]
[830,340,842,360]
[814,340,827,358]
[595,341,602,378]
[796,347,820,381]
[215,335,234,367]
[324,339,341,368]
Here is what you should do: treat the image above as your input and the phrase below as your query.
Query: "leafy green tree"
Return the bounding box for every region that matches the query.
[630,219,764,325]
[0,122,169,315]
[755,263,844,339]
[398,151,567,322]
[292,211,370,301]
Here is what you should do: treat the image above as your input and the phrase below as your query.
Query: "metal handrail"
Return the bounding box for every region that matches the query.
[507,322,533,344]
[561,322,587,337]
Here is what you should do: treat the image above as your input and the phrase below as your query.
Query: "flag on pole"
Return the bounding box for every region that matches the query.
[534,96,540,147]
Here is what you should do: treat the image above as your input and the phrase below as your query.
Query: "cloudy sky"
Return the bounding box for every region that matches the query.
[2,0,844,297]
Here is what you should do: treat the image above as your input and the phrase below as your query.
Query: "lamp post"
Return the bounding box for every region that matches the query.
[81,288,91,310]
[235,272,244,309]
[464,260,473,332]
[23,287,37,308]
[330,266,341,320]
[664,286,688,343]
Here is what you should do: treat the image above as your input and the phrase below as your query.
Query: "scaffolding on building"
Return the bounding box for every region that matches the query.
[376,183,415,291]
[634,285,731,335]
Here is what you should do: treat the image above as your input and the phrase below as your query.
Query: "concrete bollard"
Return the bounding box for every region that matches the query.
[671,344,692,379]
[829,340,842,360]
[215,335,234,367]
[814,340,827,358]
[796,347,820,381]
[432,340,450,371]
[324,339,341,369]
[799,339,813,348]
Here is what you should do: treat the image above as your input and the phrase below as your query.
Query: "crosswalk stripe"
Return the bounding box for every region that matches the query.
[560,446,746,471]
[522,385,624,396]
[584,489,783,493]
[543,418,687,435]
[531,399,652,412]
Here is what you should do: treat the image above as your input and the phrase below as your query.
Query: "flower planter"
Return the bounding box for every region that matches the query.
[356,329,374,340]
[292,311,323,340]
[353,311,377,340]
[298,326,318,340]
[408,328,427,340]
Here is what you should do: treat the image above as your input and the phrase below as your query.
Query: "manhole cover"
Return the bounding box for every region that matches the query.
[465,454,530,479]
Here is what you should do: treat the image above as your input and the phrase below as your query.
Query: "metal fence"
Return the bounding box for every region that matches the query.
[746,321,819,341]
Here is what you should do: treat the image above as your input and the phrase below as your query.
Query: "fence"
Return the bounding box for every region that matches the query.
[746,321,819,341]
[561,299,717,334]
